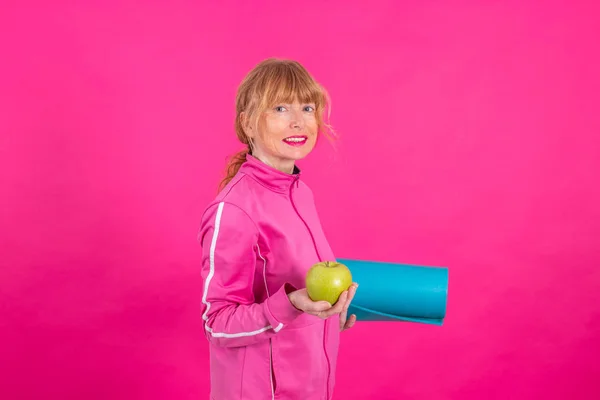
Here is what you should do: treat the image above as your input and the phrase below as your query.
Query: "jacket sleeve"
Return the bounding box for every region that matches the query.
[198,201,303,348]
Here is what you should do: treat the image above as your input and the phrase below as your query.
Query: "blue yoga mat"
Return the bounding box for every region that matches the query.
[337,258,449,325]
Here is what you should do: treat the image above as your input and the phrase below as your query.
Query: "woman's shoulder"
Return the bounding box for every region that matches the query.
[198,196,258,245]
[200,174,257,225]
[212,171,260,208]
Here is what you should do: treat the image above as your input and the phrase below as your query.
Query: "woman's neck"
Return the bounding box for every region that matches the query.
[251,151,295,174]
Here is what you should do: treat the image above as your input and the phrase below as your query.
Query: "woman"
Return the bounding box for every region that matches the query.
[198,58,358,400]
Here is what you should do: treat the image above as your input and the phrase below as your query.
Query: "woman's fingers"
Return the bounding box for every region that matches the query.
[348,283,358,302]
[343,284,358,312]
[303,287,360,321]
[311,291,346,318]
[332,291,348,312]
[343,314,357,331]
[339,308,348,331]
[305,300,332,313]
[326,291,348,317]
[339,284,358,330]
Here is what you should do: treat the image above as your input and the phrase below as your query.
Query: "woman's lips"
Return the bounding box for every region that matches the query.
[283,135,307,147]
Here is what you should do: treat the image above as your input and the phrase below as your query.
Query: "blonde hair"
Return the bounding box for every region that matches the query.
[218,58,336,191]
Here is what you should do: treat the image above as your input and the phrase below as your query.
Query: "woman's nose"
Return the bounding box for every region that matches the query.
[290,109,305,129]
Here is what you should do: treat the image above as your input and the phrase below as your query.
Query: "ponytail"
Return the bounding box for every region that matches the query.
[218,147,250,192]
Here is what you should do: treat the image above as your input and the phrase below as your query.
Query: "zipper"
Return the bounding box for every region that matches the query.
[289,176,322,261]
[289,176,331,399]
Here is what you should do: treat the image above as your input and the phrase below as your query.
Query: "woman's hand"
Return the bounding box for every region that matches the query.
[287,283,359,330]
[339,283,358,331]
[287,288,348,319]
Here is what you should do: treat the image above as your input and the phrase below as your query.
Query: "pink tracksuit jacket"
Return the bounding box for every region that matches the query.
[197,154,340,400]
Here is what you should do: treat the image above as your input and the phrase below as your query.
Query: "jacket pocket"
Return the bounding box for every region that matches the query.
[268,324,327,399]
[269,339,277,398]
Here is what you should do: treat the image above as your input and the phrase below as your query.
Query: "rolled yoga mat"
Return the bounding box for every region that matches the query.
[337,258,449,325]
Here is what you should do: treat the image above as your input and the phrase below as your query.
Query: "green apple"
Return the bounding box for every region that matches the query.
[305,261,353,306]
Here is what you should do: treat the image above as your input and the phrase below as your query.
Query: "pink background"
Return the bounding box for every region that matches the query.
[1,1,599,399]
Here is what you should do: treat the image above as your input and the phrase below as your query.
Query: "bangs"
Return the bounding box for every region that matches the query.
[237,58,335,139]
[257,62,325,109]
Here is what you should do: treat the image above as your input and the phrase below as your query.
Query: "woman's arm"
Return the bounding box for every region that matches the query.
[198,201,303,348]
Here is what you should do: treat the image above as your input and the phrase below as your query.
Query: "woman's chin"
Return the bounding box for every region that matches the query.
[280,145,315,160]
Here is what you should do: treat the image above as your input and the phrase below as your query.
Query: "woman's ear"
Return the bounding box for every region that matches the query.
[240,112,254,138]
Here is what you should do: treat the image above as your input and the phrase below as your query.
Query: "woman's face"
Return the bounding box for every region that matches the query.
[245,101,318,173]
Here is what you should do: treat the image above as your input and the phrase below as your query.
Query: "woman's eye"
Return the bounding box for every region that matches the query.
[274,106,286,112]
[304,105,315,112]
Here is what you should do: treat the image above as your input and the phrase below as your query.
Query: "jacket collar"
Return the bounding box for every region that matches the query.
[240,153,301,192]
